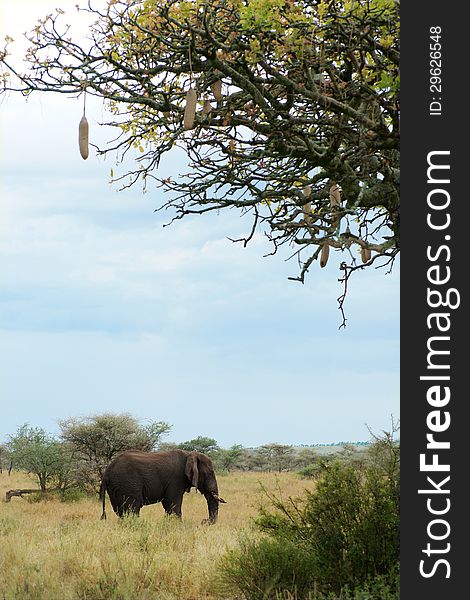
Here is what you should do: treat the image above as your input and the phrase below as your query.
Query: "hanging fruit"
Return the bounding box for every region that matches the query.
[211,79,223,102]
[183,88,197,130]
[361,246,372,263]
[329,183,341,207]
[329,183,341,228]
[78,114,89,160]
[320,243,330,268]
[302,202,312,223]
[202,98,212,115]
[301,185,312,223]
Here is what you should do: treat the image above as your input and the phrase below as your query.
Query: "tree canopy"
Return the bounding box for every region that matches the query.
[59,413,171,483]
[178,435,220,454]
[8,424,72,491]
[0,0,399,321]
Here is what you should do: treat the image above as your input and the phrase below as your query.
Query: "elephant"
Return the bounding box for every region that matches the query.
[100,449,225,523]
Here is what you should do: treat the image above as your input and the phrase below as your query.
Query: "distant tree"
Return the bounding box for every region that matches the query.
[366,418,400,506]
[255,445,273,471]
[294,447,321,469]
[157,441,179,452]
[244,448,268,472]
[257,443,295,472]
[178,436,220,455]
[59,413,171,486]
[7,424,72,492]
[213,444,247,472]
[0,444,12,474]
[339,443,359,459]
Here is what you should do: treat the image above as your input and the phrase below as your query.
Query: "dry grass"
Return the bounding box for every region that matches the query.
[0,471,315,600]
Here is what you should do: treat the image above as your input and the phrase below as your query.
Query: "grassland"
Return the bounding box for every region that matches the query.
[0,471,315,600]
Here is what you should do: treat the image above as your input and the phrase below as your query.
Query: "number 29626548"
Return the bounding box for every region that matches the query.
[429,26,442,116]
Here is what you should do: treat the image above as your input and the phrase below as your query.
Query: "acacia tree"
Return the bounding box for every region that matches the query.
[178,435,220,454]
[8,425,72,492]
[59,413,171,486]
[0,0,399,324]
[213,444,247,471]
[257,443,295,472]
[0,444,12,474]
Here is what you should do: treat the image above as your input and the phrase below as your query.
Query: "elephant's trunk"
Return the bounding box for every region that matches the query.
[204,491,220,524]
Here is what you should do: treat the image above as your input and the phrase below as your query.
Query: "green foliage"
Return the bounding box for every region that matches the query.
[0,0,400,302]
[293,447,321,470]
[25,491,58,503]
[58,487,90,503]
[297,443,370,479]
[219,532,399,599]
[213,444,247,472]
[297,460,329,480]
[178,436,220,455]
[366,427,400,508]
[59,413,171,488]
[219,536,316,599]
[256,444,295,472]
[335,568,400,600]
[296,464,398,591]
[240,0,289,30]
[221,431,400,598]
[0,443,11,472]
[7,424,73,492]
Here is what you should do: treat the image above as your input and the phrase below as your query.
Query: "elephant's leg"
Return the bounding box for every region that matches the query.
[108,491,125,517]
[162,495,183,518]
[117,496,142,517]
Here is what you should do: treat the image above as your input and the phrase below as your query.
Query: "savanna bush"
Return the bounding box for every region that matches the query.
[24,488,91,503]
[297,461,329,480]
[58,487,90,502]
[220,434,399,599]
[26,491,57,503]
[219,536,316,600]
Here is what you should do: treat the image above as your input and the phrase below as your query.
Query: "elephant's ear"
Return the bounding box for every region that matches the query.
[185,452,199,489]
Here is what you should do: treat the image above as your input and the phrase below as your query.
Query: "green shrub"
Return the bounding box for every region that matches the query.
[58,487,89,502]
[221,431,400,599]
[297,461,327,479]
[24,488,90,503]
[292,461,399,592]
[219,536,316,600]
[338,566,400,600]
[26,491,57,503]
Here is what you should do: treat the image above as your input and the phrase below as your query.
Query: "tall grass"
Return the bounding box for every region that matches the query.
[0,471,314,600]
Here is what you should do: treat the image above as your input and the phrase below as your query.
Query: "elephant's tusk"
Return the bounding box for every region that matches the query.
[212,492,226,503]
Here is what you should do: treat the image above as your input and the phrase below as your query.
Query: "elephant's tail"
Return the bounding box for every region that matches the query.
[99,480,107,521]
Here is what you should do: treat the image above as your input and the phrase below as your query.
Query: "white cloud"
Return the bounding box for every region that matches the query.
[0,328,399,447]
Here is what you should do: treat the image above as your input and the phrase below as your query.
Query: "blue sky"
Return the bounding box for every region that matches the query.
[0,1,399,448]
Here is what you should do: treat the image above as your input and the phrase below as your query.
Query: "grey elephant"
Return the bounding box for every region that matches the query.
[100,449,225,523]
